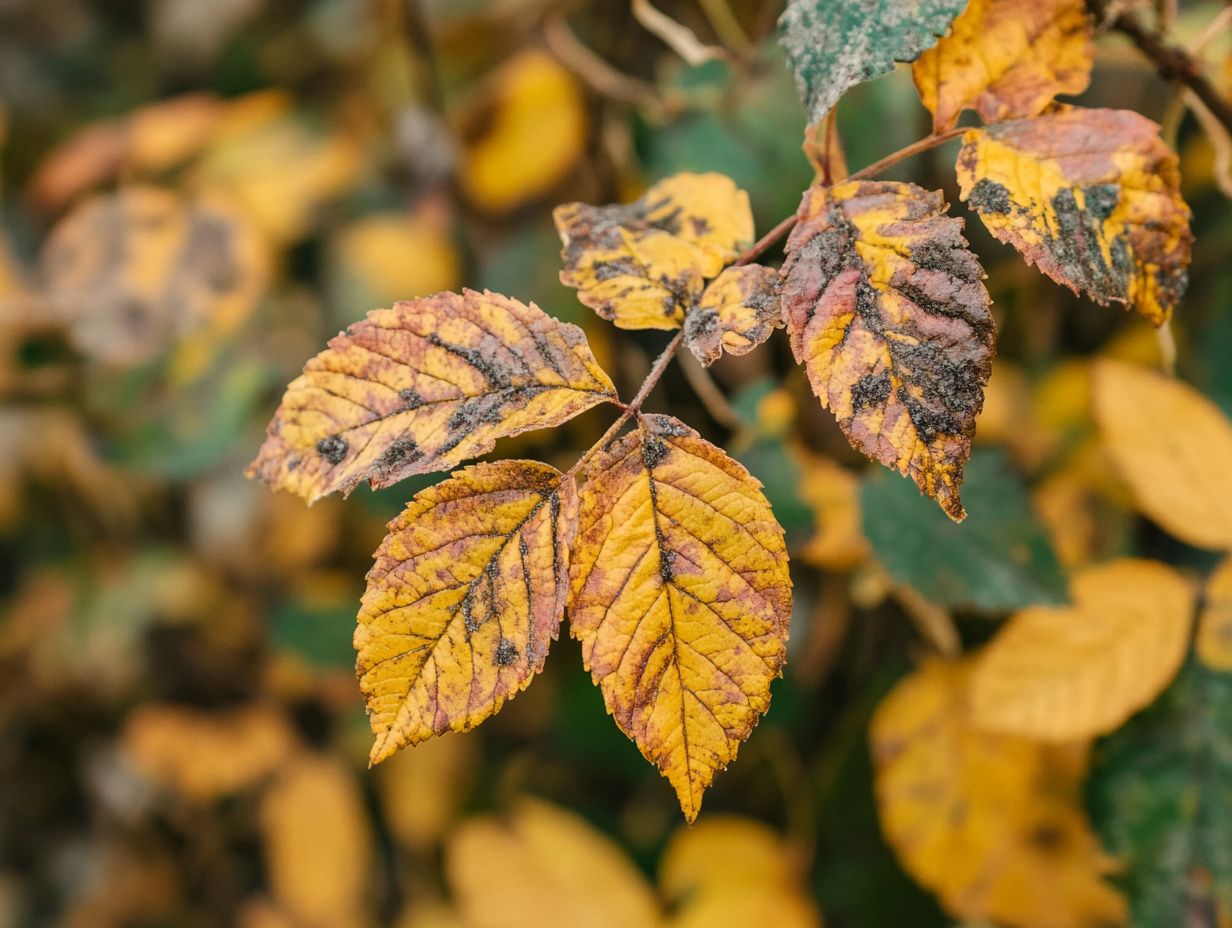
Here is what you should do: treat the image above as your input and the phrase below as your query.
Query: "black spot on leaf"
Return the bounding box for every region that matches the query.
[316,435,349,465]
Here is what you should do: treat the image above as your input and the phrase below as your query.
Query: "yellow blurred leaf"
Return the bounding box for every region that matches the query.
[1197,557,1232,671]
[780,180,995,521]
[568,414,791,822]
[331,210,460,305]
[971,559,1194,740]
[356,460,576,764]
[1093,359,1232,549]
[378,732,476,850]
[795,452,869,571]
[683,264,782,366]
[247,290,615,503]
[445,799,662,928]
[913,0,1093,131]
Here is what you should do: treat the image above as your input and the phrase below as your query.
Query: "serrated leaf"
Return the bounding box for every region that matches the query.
[684,264,782,366]
[957,108,1192,325]
[1093,359,1232,550]
[872,660,1127,928]
[1198,558,1232,671]
[356,460,576,764]
[971,559,1194,740]
[913,0,1094,132]
[554,173,753,330]
[1090,662,1232,926]
[778,0,967,127]
[247,289,615,503]
[568,414,791,822]
[780,180,995,521]
[861,449,1067,611]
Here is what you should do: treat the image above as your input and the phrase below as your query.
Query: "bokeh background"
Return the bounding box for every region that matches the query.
[1,1,1231,926]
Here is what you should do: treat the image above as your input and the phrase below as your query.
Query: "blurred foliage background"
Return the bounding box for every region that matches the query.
[1,1,1231,926]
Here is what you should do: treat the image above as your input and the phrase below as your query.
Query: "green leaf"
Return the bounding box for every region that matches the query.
[778,0,966,126]
[1089,662,1232,925]
[859,449,1066,610]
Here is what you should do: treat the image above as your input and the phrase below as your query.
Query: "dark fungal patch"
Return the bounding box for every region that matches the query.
[967,178,1012,215]
[316,435,349,465]
[494,640,519,666]
[659,548,678,584]
[398,387,425,409]
[373,438,423,476]
[427,333,514,388]
[642,437,669,469]
[852,371,892,410]
[1082,183,1120,222]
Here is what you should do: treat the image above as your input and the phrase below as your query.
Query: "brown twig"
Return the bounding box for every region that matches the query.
[679,351,746,431]
[734,214,797,265]
[847,127,967,182]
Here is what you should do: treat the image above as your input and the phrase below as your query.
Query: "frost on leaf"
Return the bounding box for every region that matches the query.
[356,460,576,764]
[246,289,615,503]
[957,108,1192,325]
[913,0,1094,131]
[554,173,753,330]
[568,414,791,822]
[778,0,967,127]
[780,180,995,522]
[684,264,782,367]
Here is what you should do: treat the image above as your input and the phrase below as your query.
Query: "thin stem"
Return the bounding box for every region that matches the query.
[847,127,966,182]
[734,214,797,265]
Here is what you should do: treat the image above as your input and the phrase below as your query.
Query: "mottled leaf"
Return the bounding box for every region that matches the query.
[1198,558,1232,671]
[356,460,576,764]
[778,0,967,127]
[780,180,995,521]
[957,108,1192,325]
[1093,359,1232,550]
[247,289,615,503]
[555,173,754,330]
[568,414,792,822]
[684,264,782,366]
[971,559,1194,740]
[913,0,1094,131]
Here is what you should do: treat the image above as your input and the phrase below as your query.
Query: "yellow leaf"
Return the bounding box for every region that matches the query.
[568,414,791,822]
[957,108,1192,325]
[971,559,1194,740]
[445,799,662,928]
[331,211,460,306]
[378,732,476,850]
[247,290,615,503]
[913,0,1094,131]
[459,51,587,213]
[260,754,372,928]
[1198,557,1232,671]
[1092,359,1232,549]
[872,661,1126,928]
[555,173,754,330]
[780,180,995,521]
[357,460,576,764]
[684,264,782,366]
[795,452,870,571]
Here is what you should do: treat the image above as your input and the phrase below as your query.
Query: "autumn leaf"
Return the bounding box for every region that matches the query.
[780,180,995,521]
[796,452,870,572]
[1197,557,1232,671]
[356,460,575,764]
[684,264,782,367]
[778,0,967,127]
[1092,359,1232,550]
[554,173,753,330]
[872,660,1127,928]
[913,0,1094,132]
[971,559,1194,740]
[568,414,791,822]
[247,289,615,504]
[957,107,1192,325]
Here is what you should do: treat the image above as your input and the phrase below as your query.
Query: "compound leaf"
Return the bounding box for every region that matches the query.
[957,108,1192,325]
[684,264,782,366]
[780,180,995,521]
[356,460,576,764]
[247,289,616,503]
[913,0,1094,132]
[971,559,1194,741]
[568,414,792,822]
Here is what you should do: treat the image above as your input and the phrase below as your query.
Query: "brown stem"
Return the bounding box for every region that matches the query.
[734,214,797,265]
[847,127,967,182]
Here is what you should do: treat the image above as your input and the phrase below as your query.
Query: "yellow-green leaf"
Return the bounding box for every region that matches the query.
[247,289,615,503]
[356,460,576,764]
[684,264,782,366]
[957,108,1192,325]
[971,559,1194,740]
[568,414,791,822]
[780,180,995,521]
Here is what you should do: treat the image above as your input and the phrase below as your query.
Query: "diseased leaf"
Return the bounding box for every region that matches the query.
[780,180,995,521]
[971,559,1194,740]
[861,449,1067,611]
[913,0,1094,132]
[684,264,782,366]
[247,289,615,503]
[555,173,753,330]
[872,660,1127,928]
[1093,359,1232,550]
[568,414,792,822]
[778,0,967,127]
[957,108,1192,325]
[1198,558,1232,671]
[356,460,576,764]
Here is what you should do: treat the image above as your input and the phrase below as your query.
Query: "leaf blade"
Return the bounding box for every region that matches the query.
[684,264,782,367]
